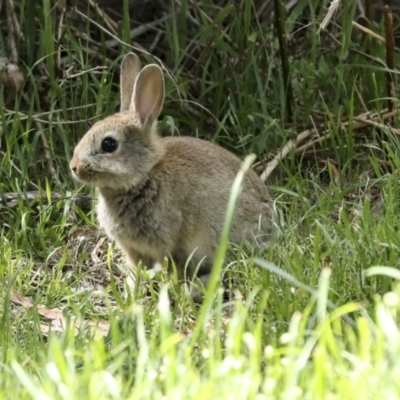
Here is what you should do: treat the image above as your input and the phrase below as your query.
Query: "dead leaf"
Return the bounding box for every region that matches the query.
[9,289,110,338]
[10,289,34,307]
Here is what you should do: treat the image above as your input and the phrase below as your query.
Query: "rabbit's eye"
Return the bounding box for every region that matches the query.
[101,137,118,153]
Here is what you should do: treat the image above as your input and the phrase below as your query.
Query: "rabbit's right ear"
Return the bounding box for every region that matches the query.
[120,53,142,112]
[130,64,165,125]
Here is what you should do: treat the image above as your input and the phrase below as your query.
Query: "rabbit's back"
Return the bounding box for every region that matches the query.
[158,136,272,242]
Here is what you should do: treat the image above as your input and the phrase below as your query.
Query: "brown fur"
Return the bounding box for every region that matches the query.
[70,53,273,299]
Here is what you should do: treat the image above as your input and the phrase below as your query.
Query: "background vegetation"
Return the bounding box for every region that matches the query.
[1,0,400,398]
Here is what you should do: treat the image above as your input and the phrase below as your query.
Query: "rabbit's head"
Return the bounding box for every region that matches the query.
[70,53,165,190]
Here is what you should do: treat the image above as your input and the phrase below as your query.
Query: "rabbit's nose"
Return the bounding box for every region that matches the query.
[70,163,82,179]
[69,157,79,174]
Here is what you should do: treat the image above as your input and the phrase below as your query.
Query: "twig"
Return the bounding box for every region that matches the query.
[261,108,399,177]
[301,110,400,154]
[0,191,92,211]
[318,0,341,34]
[284,121,322,130]
[260,129,314,181]
[3,115,96,125]
[383,5,395,112]
[4,115,99,125]
[295,133,331,155]
[353,109,398,129]
[354,116,400,134]
[352,21,385,43]
[65,66,108,79]
[5,103,97,120]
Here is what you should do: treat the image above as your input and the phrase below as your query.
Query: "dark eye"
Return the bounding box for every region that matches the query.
[101,137,118,153]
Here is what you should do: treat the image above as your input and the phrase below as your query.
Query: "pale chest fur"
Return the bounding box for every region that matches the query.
[96,182,178,256]
[96,194,119,241]
[96,194,163,260]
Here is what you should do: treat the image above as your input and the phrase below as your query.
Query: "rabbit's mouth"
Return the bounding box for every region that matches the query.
[71,168,97,185]
[72,169,131,190]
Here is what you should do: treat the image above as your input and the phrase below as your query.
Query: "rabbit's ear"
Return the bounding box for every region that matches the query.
[120,53,142,112]
[130,64,164,125]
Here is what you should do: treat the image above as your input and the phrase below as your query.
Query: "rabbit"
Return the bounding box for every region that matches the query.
[69,52,273,301]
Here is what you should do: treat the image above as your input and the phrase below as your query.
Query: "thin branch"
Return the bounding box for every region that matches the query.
[5,103,97,120]
[318,0,341,34]
[294,133,331,155]
[352,21,385,43]
[260,129,314,181]
[0,191,92,211]
[354,116,399,134]
[261,109,400,179]
[65,66,108,79]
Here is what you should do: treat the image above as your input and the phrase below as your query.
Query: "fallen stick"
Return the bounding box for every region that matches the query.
[294,133,331,155]
[261,108,400,179]
[354,116,400,134]
[260,129,315,182]
[0,191,92,211]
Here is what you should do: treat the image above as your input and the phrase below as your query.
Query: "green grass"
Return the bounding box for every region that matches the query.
[1,0,400,398]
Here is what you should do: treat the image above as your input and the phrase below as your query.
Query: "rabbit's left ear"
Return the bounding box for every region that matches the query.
[130,64,165,125]
[120,53,142,112]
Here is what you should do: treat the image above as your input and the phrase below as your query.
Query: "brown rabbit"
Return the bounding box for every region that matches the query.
[70,53,273,300]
